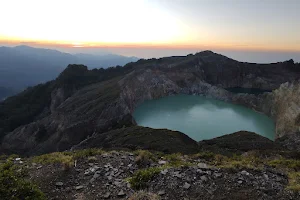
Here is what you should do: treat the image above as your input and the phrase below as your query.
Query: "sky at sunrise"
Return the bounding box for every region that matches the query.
[1,0,300,61]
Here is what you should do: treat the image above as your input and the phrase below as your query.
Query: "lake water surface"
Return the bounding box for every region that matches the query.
[133,95,275,141]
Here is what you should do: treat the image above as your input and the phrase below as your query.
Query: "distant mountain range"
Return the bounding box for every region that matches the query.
[0,45,139,99]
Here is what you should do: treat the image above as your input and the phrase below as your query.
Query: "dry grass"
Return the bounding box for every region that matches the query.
[135,150,156,168]
[31,152,74,170]
[287,172,300,191]
[31,148,104,170]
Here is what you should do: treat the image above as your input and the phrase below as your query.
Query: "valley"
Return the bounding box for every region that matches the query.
[1,51,300,199]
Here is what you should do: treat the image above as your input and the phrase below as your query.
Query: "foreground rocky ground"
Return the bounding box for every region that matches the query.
[2,146,300,200]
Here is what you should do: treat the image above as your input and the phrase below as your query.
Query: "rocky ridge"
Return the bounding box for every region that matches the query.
[0,51,300,155]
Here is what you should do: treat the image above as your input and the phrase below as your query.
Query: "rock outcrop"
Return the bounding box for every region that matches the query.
[268,82,300,138]
[276,132,300,151]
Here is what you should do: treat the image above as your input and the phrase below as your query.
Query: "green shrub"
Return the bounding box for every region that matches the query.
[164,153,185,167]
[129,167,161,189]
[135,150,156,167]
[0,161,45,200]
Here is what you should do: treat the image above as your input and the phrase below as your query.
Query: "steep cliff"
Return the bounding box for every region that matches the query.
[0,51,299,155]
[268,82,300,138]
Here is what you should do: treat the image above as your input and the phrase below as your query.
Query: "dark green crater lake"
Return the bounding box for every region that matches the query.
[133,95,275,141]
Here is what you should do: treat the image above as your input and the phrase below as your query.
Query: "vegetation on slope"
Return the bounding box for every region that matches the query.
[24,149,300,192]
[0,63,135,139]
[0,81,54,135]
[0,160,45,200]
[72,126,200,154]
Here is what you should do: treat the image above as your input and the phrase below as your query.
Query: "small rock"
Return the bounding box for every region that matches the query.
[103,192,111,199]
[158,190,166,196]
[90,178,96,183]
[89,166,99,173]
[114,181,122,187]
[118,190,126,197]
[161,169,168,175]
[37,166,42,170]
[200,175,208,182]
[173,171,182,178]
[238,180,243,184]
[158,160,167,165]
[128,164,133,168]
[93,172,100,179]
[214,173,222,178]
[55,182,64,187]
[15,158,21,161]
[107,176,113,180]
[102,153,108,158]
[263,174,269,180]
[241,170,250,176]
[198,163,209,169]
[183,182,191,189]
[206,171,212,176]
[75,185,84,190]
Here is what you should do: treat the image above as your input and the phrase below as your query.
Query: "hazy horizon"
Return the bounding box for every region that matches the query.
[1,0,300,62]
[1,43,300,64]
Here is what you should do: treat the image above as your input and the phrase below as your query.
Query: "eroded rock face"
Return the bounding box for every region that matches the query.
[1,51,299,155]
[268,82,300,138]
[276,132,300,151]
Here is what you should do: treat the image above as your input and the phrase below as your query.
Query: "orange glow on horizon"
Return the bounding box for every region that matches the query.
[1,38,300,53]
[1,0,299,55]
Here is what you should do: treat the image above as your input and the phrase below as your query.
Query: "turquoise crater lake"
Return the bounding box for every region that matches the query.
[133,95,275,141]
